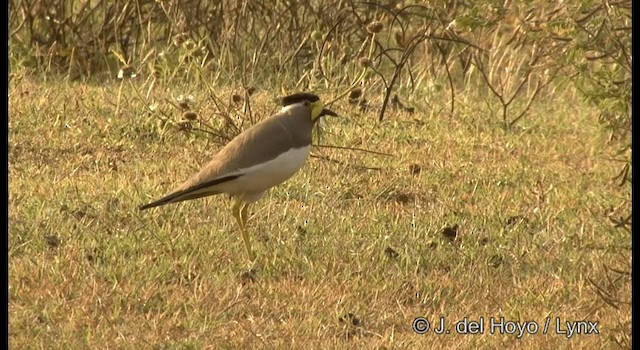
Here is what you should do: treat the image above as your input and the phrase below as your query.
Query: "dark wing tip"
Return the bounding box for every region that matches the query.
[137,191,182,211]
[281,92,320,107]
[138,203,152,211]
[138,174,243,212]
[138,200,165,211]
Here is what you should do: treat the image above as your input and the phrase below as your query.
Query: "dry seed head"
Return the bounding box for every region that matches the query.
[366,21,384,34]
[183,40,196,50]
[310,30,324,41]
[183,111,199,120]
[172,33,188,46]
[117,65,136,79]
[348,88,362,100]
[446,20,457,31]
[232,94,243,104]
[394,30,406,48]
[358,57,373,68]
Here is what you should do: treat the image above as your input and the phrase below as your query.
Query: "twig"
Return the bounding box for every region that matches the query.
[310,154,382,171]
[314,144,394,157]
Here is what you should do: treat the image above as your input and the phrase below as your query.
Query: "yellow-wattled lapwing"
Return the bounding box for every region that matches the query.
[139,93,337,261]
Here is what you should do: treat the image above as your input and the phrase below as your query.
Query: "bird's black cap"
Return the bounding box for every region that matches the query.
[281,92,320,107]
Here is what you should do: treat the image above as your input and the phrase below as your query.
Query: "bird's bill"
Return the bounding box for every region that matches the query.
[310,100,338,120]
[319,108,339,117]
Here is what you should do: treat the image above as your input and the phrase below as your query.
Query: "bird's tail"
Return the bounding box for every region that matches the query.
[139,174,241,210]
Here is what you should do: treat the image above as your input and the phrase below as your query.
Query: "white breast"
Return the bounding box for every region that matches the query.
[217,145,311,202]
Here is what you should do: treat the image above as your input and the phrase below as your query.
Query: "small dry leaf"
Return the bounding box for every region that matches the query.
[339,312,362,327]
[441,224,459,241]
[310,30,324,41]
[44,235,60,249]
[238,268,259,285]
[505,215,528,228]
[176,120,192,131]
[358,98,369,112]
[489,254,504,268]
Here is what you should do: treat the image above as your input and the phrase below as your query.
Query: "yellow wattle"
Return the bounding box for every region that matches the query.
[310,101,324,121]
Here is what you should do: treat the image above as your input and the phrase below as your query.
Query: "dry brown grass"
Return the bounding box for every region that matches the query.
[9,72,630,348]
[9,0,630,348]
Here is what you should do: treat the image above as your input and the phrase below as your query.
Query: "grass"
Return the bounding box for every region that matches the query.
[9,73,630,349]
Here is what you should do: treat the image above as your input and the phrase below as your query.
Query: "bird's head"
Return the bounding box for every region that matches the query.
[281,92,338,122]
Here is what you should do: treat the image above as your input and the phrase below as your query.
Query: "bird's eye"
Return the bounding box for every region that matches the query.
[303,101,310,107]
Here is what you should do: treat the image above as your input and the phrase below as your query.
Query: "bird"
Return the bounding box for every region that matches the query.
[139,92,338,261]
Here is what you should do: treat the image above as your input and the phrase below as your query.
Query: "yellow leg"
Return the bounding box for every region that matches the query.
[232,200,255,261]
